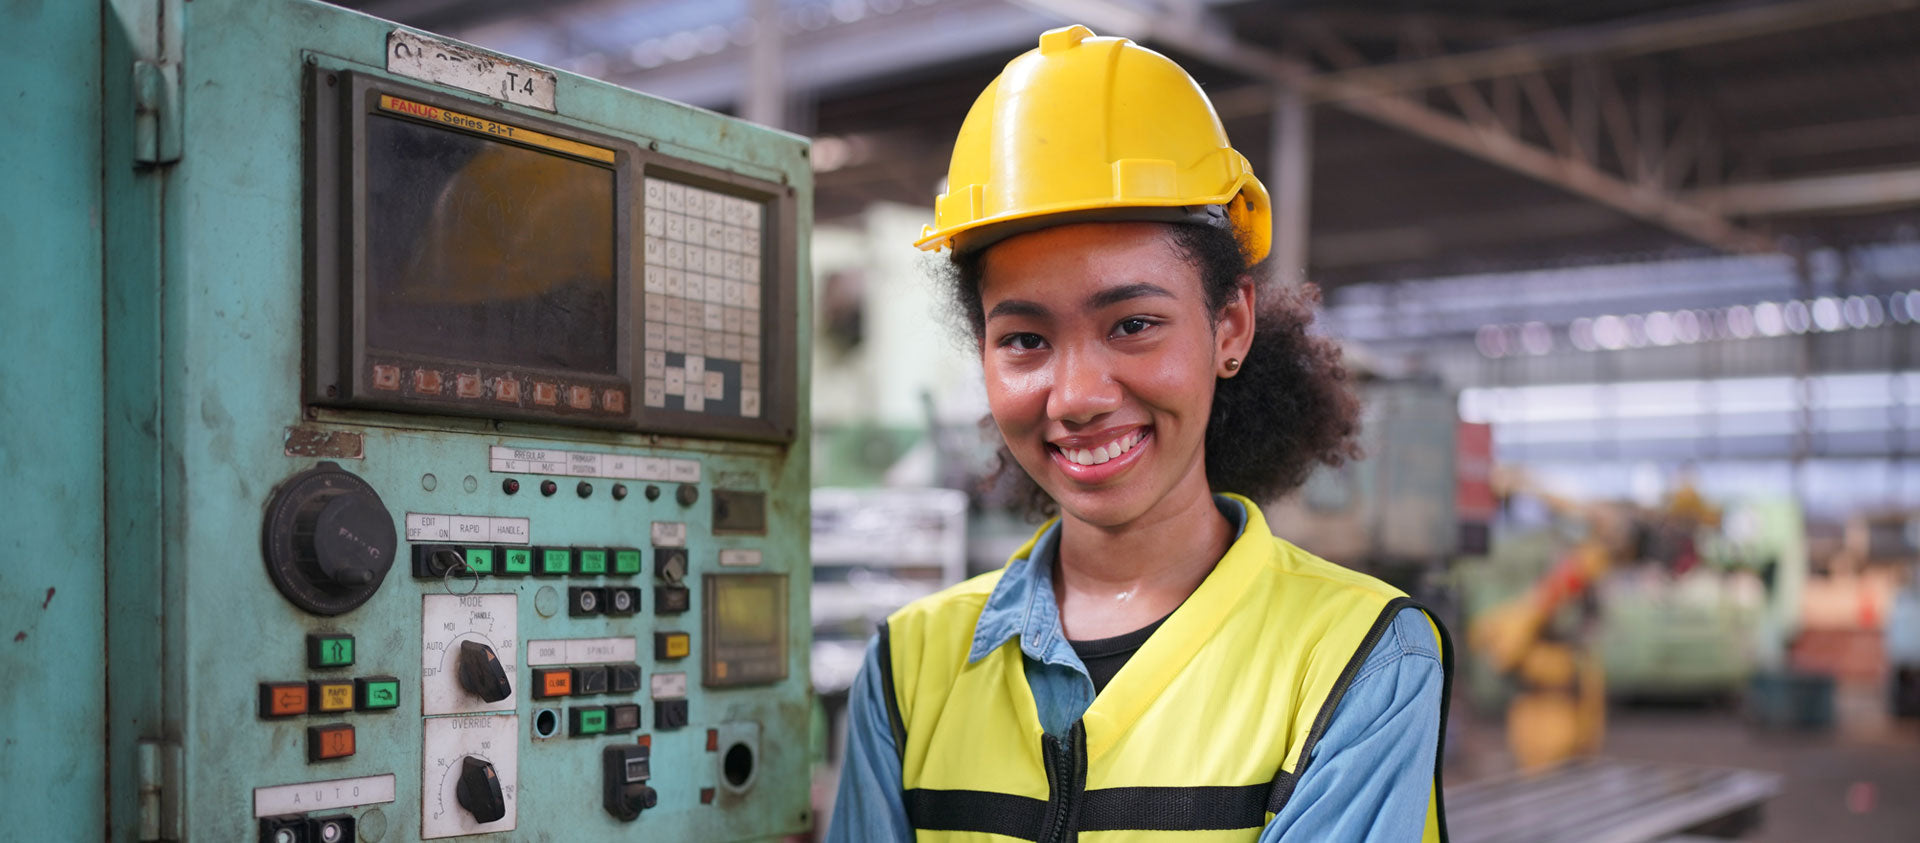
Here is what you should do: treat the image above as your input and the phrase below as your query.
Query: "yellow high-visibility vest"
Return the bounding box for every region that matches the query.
[879,494,1451,842]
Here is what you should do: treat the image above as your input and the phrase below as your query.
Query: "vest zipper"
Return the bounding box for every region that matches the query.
[1039,722,1086,842]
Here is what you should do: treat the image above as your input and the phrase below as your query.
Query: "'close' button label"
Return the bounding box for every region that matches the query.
[535,668,573,698]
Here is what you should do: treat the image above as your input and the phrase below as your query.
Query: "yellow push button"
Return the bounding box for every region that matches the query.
[655,632,691,660]
[310,680,355,713]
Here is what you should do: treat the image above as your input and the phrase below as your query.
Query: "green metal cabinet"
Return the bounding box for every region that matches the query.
[2,1,814,839]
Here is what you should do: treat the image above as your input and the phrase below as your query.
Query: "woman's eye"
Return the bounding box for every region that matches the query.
[1000,332,1046,351]
[1113,317,1155,337]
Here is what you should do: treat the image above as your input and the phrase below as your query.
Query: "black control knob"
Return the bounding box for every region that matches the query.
[656,549,689,585]
[457,640,513,703]
[675,483,699,507]
[456,756,508,823]
[262,462,397,615]
[603,744,659,821]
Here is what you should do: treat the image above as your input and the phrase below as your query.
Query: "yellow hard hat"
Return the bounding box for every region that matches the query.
[916,24,1271,261]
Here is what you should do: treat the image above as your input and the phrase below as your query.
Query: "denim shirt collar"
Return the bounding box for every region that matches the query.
[967,495,1248,666]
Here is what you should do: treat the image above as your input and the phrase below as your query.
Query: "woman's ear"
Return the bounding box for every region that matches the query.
[1216,277,1257,377]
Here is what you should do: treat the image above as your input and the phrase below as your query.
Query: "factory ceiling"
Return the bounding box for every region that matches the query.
[330,0,1920,287]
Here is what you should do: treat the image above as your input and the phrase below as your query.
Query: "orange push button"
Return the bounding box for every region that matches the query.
[535,667,573,699]
[259,682,309,718]
[310,680,355,713]
[308,723,356,762]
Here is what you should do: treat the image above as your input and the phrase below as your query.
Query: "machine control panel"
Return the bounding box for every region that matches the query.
[185,10,816,841]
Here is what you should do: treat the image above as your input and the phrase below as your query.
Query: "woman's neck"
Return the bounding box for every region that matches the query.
[1052,488,1233,641]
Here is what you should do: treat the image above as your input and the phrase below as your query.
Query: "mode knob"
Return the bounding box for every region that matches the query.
[455,756,508,823]
[262,462,397,615]
[457,640,513,703]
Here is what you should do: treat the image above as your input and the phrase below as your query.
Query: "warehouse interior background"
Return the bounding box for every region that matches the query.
[331,1,1920,839]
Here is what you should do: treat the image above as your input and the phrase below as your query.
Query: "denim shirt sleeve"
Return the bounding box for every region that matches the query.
[1261,606,1444,842]
[825,634,914,843]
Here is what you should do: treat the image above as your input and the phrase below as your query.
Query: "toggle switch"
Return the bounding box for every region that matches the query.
[456,640,513,703]
[456,755,508,823]
[602,742,659,822]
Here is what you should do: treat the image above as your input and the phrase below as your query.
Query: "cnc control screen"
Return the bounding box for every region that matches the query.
[365,113,617,375]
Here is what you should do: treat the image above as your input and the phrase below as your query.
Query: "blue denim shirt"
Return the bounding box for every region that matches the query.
[827,497,1444,841]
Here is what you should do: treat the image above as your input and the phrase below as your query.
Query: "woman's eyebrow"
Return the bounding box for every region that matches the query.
[1085,282,1175,310]
[986,299,1049,320]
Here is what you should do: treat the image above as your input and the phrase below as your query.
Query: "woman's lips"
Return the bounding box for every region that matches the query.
[1048,428,1150,483]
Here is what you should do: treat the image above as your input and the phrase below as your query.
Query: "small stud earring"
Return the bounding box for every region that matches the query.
[1223,358,1241,374]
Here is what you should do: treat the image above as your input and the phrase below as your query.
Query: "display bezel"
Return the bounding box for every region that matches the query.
[306,70,800,442]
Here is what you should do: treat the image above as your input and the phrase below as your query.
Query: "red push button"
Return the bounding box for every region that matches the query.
[535,668,573,699]
[308,723,355,761]
[260,682,309,718]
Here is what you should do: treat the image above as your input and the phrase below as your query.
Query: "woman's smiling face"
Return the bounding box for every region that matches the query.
[978,222,1253,530]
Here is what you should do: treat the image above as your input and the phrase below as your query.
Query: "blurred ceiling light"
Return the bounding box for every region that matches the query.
[1521,321,1553,356]
[1811,297,1843,332]
[1753,302,1785,336]
[1623,314,1648,348]
[1891,293,1913,324]
[568,52,609,77]
[1475,324,1507,358]
[631,39,666,68]
[1674,310,1703,344]
[1594,315,1628,350]
[697,24,729,54]
[1726,305,1756,339]
[832,0,867,23]
[1569,317,1596,352]
[1783,300,1812,334]
[665,31,701,61]
[1644,311,1676,346]
[1844,296,1879,329]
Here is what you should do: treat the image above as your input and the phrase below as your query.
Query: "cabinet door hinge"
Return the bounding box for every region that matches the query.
[137,739,183,841]
[133,59,182,165]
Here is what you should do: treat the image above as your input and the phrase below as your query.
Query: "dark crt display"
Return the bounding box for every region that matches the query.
[365,114,617,375]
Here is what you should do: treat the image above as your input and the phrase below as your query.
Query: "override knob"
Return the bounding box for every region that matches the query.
[262,462,397,615]
[456,756,508,823]
[457,640,513,703]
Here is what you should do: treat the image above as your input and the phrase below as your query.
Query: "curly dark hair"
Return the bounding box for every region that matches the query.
[941,222,1362,517]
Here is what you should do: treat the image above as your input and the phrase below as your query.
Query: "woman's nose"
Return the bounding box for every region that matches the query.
[1047,347,1122,424]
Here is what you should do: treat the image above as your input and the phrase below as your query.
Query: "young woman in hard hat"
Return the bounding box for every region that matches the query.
[828,25,1451,842]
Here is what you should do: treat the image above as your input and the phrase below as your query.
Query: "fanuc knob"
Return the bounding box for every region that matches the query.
[457,640,513,703]
[262,462,397,615]
[603,743,659,821]
[455,756,508,823]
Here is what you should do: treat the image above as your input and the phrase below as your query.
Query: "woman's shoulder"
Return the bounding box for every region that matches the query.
[886,567,1006,629]
[1257,531,1411,603]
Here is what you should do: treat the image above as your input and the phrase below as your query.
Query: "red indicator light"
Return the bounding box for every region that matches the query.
[700,787,716,804]
[568,386,593,409]
[602,389,626,413]
[456,373,483,398]
[532,382,558,406]
[372,365,402,391]
[706,729,718,752]
[493,377,521,402]
[413,369,444,394]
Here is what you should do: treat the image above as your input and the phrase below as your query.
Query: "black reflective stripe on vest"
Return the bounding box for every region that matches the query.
[1266,596,1454,843]
[904,783,1273,838]
[875,621,907,761]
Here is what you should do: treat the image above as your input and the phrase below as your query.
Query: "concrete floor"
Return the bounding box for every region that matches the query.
[1448,685,1920,841]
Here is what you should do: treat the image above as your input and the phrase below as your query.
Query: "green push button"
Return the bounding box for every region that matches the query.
[540,547,572,576]
[613,549,642,575]
[356,675,400,711]
[307,634,354,669]
[570,706,608,736]
[502,547,533,575]
[463,547,496,574]
[577,549,607,575]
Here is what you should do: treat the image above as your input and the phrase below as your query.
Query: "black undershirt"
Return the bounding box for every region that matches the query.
[1069,610,1175,694]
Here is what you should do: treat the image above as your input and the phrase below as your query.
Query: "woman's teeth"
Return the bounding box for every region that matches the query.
[1060,430,1144,466]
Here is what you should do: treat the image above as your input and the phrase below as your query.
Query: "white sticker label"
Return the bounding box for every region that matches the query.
[254,774,397,817]
[651,522,688,548]
[407,513,531,545]
[489,446,697,483]
[718,549,762,567]
[524,637,637,666]
[650,671,689,700]
[388,30,557,111]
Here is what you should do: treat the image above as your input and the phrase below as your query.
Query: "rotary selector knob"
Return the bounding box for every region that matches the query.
[456,756,508,823]
[457,640,514,703]
[262,462,397,615]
